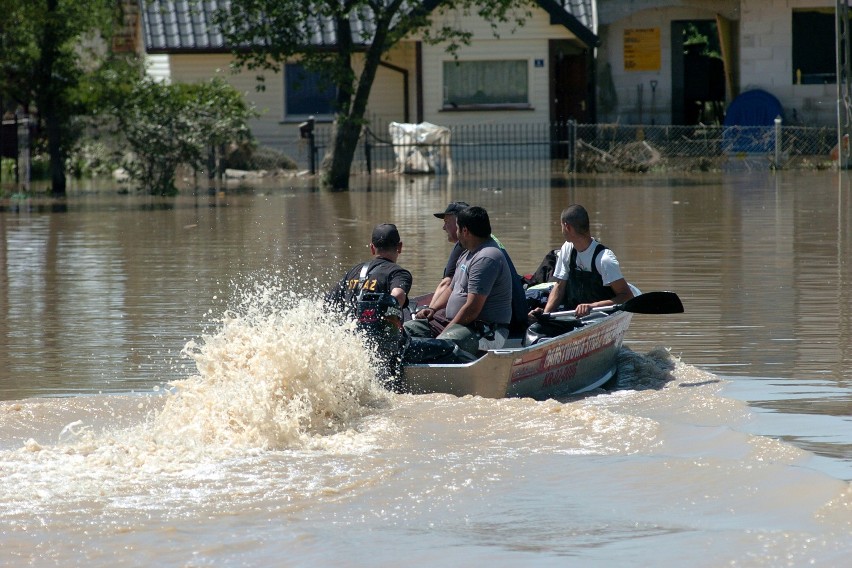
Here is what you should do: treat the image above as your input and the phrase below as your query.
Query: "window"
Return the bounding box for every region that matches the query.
[284,63,336,120]
[442,60,529,109]
[792,9,836,84]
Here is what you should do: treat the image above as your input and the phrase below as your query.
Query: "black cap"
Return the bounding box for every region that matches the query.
[433,201,470,219]
[371,223,401,248]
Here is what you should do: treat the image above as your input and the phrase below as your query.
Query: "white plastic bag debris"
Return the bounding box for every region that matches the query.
[389,122,452,174]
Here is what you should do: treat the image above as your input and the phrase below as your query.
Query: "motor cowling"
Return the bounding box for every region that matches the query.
[354,292,408,390]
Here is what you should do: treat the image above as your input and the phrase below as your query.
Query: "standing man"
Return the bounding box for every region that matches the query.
[327,223,412,313]
[406,206,513,356]
[529,204,633,319]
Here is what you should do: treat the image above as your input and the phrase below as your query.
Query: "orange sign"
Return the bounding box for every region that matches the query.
[624,28,661,71]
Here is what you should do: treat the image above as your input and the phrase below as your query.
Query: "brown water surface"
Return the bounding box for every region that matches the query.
[0,171,850,565]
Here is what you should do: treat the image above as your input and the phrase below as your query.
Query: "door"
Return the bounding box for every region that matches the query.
[671,20,727,125]
[550,40,593,158]
[550,40,592,123]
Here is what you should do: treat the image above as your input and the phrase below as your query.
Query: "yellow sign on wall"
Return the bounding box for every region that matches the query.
[624,28,661,71]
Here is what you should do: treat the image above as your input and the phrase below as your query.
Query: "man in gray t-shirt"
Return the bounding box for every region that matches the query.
[406,206,512,355]
[446,241,512,326]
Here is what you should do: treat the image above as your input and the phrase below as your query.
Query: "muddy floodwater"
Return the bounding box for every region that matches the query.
[1,170,850,566]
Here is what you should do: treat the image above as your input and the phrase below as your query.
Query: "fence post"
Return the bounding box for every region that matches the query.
[16,111,29,189]
[568,119,577,173]
[299,117,316,175]
[773,116,782,168]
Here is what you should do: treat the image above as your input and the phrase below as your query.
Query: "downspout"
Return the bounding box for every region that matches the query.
[416,42,424,123]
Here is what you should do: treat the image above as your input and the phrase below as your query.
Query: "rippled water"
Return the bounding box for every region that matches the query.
[1,171,850,565]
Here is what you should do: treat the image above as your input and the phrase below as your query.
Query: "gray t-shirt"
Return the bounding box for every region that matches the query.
[446,239,512,325]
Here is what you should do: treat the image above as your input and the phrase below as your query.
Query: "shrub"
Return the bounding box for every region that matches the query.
[112,77,258,195]
[222,142,297,171]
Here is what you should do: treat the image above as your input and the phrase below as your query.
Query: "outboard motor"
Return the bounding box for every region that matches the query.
[354,292,408,390]
[353,293,479,390]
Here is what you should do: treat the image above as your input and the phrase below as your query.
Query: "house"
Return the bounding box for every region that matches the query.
[139,0,843,167]
[140,1,600,162]
[596,0,840,128]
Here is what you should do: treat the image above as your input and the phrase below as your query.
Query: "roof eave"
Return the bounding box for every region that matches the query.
[536,0,600,48]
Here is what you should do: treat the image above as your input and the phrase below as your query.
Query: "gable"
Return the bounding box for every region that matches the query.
[141,0,599,53]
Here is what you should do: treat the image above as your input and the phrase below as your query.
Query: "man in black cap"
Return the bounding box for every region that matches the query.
[326,223,412,312]
[406,206,513,355]
[428,201,470,308]
[422,201,529,334]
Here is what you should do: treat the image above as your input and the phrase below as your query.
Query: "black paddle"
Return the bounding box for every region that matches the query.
[537,291,684,321]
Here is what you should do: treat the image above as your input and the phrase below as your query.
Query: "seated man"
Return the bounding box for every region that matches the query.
[427,201,528,332]
[405,206,512,356]
[529,204,633,322]
[427,201,470,310]
[326,223,412,315]
[326,223,412,386]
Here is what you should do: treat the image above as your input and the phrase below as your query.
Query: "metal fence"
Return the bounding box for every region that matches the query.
[304,120,840,176]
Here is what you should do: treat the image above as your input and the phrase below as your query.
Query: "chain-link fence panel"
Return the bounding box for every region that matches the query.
[307,120,841,176]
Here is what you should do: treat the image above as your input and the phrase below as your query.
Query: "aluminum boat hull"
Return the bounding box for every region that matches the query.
[400,311,632,399]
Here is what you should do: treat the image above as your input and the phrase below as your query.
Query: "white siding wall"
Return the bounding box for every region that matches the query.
[144,54,171,83]
[359,43,417,129]
[168,54,284,144]
[419,8,578,126]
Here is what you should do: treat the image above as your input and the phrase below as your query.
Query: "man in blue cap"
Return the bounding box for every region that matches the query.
[428,201,470,307]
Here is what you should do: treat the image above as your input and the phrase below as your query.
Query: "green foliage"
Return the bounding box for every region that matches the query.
[0,158,15,180]
[30,155,51,180]
[113,77,258,195]
[0,0,143,193]
[66,138,123,178]
[683,22,721,59]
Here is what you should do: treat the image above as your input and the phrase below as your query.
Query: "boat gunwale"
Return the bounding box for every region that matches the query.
[402,310,630,371]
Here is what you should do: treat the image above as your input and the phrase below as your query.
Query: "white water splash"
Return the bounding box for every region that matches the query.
[159,288,389,452]
[0,283,391,515]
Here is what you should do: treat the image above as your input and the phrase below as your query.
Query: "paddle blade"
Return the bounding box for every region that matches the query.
[621,291,684,314]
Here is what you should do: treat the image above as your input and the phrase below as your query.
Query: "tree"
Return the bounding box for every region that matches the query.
[216,0,533,191]
[114,77,256,195]
[0,0,136,195]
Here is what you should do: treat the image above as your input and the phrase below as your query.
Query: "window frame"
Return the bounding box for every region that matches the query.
[792,8,837,85]
[441,59,532,111]
[282,63,337,122]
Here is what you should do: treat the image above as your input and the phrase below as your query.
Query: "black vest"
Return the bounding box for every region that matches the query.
[564,243,616,308]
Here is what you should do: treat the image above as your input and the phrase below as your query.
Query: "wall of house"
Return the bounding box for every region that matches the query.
[597,0,838,127]
[167,54,286,148]
[418,7,582,126]
[597,4,731,125]
[739,0,836,126]
[144,54,171,83]
[367,43,417,132]
[165,47,417,158]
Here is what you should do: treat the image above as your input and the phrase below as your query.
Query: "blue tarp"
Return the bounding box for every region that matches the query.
[723,90,784,153]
